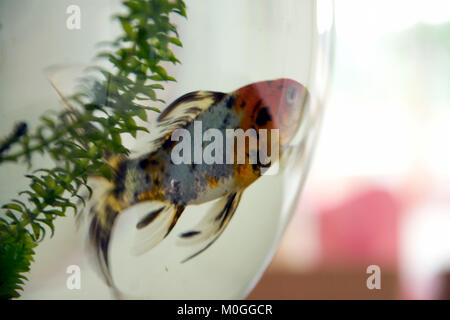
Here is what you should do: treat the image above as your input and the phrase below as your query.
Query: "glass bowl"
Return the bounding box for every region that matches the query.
[0,0,334,299]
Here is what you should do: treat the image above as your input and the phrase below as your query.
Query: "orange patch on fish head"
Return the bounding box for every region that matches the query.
[235,78,308,146]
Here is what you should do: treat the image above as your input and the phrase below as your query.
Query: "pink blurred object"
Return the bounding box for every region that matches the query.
[319,186,401,268]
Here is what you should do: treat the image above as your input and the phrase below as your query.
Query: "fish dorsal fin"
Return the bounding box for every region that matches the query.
[158,90,226,123]
[139,90,226,155]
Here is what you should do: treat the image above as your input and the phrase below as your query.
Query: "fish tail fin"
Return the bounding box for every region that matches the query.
[85,155,126,290]
[88,195,120,288]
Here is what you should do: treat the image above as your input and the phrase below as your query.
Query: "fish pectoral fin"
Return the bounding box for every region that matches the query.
[131,204,185,256]
[177,191,243,263]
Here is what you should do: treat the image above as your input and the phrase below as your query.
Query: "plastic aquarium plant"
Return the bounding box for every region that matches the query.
[0,0,186,299]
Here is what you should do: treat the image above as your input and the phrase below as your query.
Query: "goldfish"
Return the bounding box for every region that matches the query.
[87,78,309,288]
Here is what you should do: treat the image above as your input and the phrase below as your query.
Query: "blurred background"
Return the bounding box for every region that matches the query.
[1,0,449,299]
[249,0,450,299]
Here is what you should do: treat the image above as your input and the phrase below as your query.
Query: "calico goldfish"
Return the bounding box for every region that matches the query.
[87,78,309,287]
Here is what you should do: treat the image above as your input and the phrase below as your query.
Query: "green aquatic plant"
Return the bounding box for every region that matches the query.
[0,0,186,299]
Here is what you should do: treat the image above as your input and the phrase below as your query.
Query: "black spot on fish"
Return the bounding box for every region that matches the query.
[213,92,226,103]
[180,230,201,238]
[162,137,175,150]
[113,161,127,196]
[223,114,231,126]
[153,177,160,187]
[256,107,272,126]
[240,101,246,109]
[139,158,149,169]
[251,100,262,120]
[115,160,127,178]
[226,95,236,109]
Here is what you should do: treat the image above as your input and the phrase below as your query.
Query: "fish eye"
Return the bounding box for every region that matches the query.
[285,85,297,105]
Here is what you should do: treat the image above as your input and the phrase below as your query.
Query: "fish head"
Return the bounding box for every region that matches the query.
[235,78,309,146]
